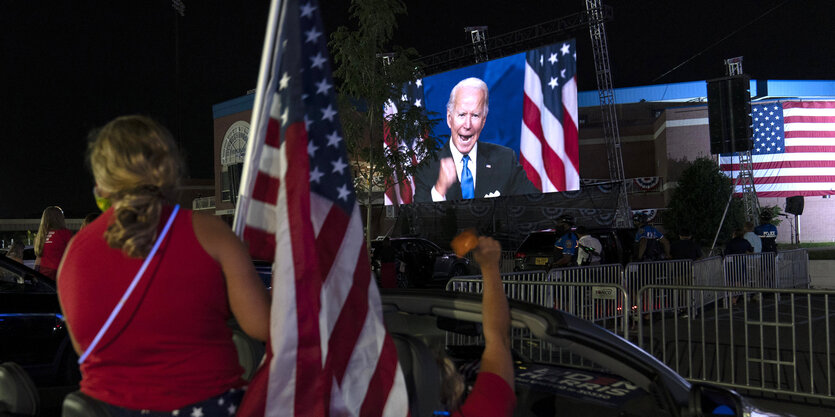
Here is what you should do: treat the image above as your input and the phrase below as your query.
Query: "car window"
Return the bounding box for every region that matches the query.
[0,261,54,293]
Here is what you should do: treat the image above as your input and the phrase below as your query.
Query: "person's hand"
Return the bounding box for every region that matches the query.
[473,236,501,272]
[433,157,457,198]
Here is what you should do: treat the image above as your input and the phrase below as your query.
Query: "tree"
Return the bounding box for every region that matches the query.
[330,0,440,244]
[663,157,745,250]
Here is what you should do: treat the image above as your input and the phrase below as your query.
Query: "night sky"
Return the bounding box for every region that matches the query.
[2,0,831,218]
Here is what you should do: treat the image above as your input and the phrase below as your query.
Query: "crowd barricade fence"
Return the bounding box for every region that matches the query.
[623,259,693,318]
[446,272,629,338]
[776,249,810,289]
[634,285,835,400]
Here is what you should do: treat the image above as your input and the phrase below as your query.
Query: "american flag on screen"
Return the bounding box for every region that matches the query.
[719,101,835,197]
[233,0,408,415]
[519,40,580,192]
[383,80,424,205]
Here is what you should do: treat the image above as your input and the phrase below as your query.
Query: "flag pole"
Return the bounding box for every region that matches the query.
[233,0,286,237]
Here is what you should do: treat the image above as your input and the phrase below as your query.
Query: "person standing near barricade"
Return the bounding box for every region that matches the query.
[552,215,578,268]
[670,229,702,261]
[755,213,778,253]
[576,226,602,266]
[633,212,670,261]
[743,221,762,253]
[725,228,754,304]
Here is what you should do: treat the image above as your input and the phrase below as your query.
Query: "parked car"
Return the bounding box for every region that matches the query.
[381,289,787,417]
[370,237,472,288]
[0,244,35,270]
[0,255,80,410]
[514,228,632,271]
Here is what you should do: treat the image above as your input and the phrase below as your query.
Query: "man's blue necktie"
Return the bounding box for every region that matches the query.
[461,155,474,199]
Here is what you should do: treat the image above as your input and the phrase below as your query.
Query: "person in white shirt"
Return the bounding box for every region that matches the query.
[576,226,603,266]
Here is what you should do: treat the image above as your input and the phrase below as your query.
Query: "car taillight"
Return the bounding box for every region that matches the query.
[515,252,525,258]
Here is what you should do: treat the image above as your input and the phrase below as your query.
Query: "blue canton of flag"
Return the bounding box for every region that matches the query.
[294,1,355,213]
[752,103,785,155]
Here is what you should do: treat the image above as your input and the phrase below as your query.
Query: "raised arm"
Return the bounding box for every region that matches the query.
[473,237,514,390]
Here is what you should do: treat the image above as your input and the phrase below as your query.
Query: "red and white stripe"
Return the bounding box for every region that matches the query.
[720,101,835,197]
[238,98,407,416]
[519,62,580,193]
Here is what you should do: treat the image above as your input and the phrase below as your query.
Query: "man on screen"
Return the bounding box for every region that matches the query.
[413,77,538,202]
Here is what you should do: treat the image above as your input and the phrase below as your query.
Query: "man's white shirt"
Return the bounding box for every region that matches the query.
[431,141,479,202]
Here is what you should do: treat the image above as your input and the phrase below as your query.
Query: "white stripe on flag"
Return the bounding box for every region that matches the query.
[266,141,298,417]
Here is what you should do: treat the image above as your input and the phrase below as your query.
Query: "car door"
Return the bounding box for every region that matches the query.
[0,258,70,384]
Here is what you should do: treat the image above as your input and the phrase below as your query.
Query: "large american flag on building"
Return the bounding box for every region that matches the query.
[720,101,835,197]
[383,80,424,205]
[519,40,580,193]
[233,0,408,415]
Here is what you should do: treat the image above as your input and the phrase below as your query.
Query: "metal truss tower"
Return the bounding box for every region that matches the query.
[465,26,489,63]
[724,56,760,223]
[585,0,631,228]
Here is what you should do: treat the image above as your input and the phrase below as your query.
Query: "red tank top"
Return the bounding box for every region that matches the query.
[58,206,245,410]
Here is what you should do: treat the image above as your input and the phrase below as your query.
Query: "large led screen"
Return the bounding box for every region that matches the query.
[384,39,579,206]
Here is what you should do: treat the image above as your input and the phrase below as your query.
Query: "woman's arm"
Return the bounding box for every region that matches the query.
[193,213,271,342]
[472,237,514,391]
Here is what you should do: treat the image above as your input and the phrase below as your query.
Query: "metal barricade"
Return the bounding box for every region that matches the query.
[547,264,625,324]
[635,285,835,400]
[445,274,629,337]
[776,249,810,289]
[623,259,692,317]
[692,256,725,310]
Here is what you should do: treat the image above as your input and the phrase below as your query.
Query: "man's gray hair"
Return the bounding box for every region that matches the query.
[446,77,489,116]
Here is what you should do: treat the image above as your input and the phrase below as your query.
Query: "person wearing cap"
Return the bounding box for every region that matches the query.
[754,213,778,253]
[553,215,578,267]
[633,212,670,261]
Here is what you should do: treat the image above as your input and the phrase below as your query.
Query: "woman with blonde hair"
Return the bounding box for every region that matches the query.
[34,205,71,279]
[58,115,270,415]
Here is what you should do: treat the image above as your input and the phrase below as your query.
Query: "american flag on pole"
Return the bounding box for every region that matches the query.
[233,0,408,415]
[719,101,835,197]
[519,40,580,193]
[383,80,425,205]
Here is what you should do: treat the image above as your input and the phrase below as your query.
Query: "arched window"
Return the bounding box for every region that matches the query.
[220,121,250,203]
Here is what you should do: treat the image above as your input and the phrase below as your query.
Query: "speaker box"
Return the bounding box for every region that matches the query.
[786,196,804,215]
[708,75,752,154]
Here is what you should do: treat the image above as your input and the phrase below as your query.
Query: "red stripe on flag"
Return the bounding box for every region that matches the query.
[522,93,566,190]
[243,226,277,262]
[783,101,835,109]
[283,121,327,417]
[265,117,281,147]
[519,154,543,191]
[753,175,835,184]
[252,171,281,205]
[325,250,371,384]
[314,206,350,280]
[721,160,835,171]
[755,190,835,197]
[562,103,579,172]
[358,335,400,416]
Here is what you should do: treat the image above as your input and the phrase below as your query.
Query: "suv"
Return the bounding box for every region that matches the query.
[370,237,472,288]
[514,228,629,271]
